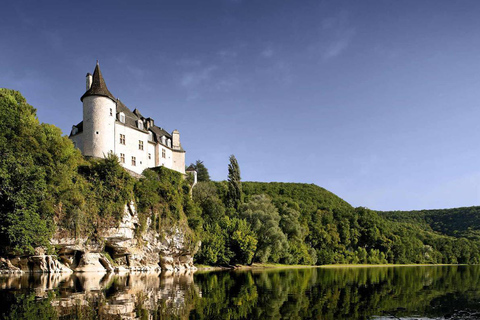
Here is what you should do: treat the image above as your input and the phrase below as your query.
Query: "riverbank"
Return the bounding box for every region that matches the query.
[195,262,467,272]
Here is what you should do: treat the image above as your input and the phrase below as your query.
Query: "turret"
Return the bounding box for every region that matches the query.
[80,61,117,158]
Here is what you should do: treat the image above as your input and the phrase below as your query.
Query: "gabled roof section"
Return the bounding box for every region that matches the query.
[80,62,116,102]
[133,108,144,118]
[69,121,83,137]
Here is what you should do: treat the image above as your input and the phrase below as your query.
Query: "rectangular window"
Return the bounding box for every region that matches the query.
[162,149,166,158]
[131,156,136,166]
[148,153,151,160]
[110,108,113,116]
[120,134,125,145]
[139,140,144,150]
[120,153,125,163]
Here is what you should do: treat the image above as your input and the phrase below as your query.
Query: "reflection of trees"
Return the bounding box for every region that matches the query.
[191,266,480,320]
[2,266,480,319]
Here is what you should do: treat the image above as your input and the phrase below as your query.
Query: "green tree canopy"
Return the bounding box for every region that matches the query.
[191,160,210,182]
[227,155,242,209]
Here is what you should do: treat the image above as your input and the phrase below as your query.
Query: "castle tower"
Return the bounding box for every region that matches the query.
[80,61,117,158]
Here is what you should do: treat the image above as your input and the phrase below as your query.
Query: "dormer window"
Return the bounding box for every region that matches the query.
[118,112,125,123]
[161,136,166,145]
[148,131,153,142]
[167,139,171,148]
[71,126,78,135]
[137,120,143,130]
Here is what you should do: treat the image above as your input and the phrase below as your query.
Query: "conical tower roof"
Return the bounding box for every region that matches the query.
[80,61,116,102]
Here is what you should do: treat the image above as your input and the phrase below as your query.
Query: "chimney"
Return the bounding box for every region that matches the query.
[172,129,180,149]
[86,73,93,90]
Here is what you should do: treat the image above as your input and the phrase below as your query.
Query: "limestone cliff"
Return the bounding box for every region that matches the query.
[1,202,197,274]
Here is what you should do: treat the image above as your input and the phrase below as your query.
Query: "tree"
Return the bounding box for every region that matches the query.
[191,160,210,182]
[226,155,242,209]
[240,195,288,263]
[0,89,82,254]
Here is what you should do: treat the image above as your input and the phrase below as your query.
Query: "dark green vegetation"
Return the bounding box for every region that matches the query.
[1,89,480,267]
[193,179,480,266]
[2,266,480,319]
[381,207,480,240]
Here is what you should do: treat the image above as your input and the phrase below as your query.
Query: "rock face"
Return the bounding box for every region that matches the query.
[0,202,197,273]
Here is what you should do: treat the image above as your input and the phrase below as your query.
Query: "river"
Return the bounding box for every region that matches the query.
[0,265,479,319]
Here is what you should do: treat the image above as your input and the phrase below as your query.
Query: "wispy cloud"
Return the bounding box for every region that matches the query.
[323,28,355,59]
[180,65,218,88]
[317,11,356,60]
[261,47,274,58]
[218,49,238,59]
[176,58,202,67]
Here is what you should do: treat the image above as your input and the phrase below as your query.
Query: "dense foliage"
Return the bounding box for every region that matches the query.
[194,178,480,266]
[381,206,480,240]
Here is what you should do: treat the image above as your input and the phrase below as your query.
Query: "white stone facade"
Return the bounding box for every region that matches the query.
[70,63,185,175]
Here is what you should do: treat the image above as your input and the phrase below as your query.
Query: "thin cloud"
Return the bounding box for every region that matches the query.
[261,47,274,58]
[218,49,238,59]
[180,66,217,88]
[176,58,202,67]
[318,11,356,60]
[323,29,355,59]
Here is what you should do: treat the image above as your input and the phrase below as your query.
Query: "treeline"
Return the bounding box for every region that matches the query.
[190,177,480,266]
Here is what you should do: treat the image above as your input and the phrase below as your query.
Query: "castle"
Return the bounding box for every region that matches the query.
[69,62,186,175]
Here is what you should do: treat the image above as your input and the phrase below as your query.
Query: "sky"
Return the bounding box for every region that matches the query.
[2,0,480,211]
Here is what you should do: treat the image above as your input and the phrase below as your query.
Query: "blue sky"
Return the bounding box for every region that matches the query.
[2,0,480,211]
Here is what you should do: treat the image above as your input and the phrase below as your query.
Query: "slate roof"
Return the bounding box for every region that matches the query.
[72,62,183,152]
[80,62,116,102]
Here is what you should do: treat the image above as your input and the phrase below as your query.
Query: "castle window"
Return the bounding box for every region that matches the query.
[110,108,113,116]
[162,149,166,159]
[148,153,151,160]
[120,134,126,145]
[120,153,125,163]
[139,140,144,150]
[137,121,143,130]
[131,156,136,166]
[118,112,125,123]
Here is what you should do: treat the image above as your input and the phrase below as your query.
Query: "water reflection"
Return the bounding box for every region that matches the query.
[1,266,480,319]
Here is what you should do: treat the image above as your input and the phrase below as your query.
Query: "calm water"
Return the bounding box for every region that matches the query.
[1,266,480,319]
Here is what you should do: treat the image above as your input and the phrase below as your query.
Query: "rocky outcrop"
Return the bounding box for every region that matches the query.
[0,202,198,273]
[0,257,22,274]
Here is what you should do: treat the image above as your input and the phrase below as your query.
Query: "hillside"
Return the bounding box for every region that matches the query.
[193,180,480,266]
[380,206,480,240]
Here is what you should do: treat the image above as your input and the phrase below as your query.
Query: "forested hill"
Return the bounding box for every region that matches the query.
[380,207,480,241]
[195,180,480,266]
[243,182,352,212]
